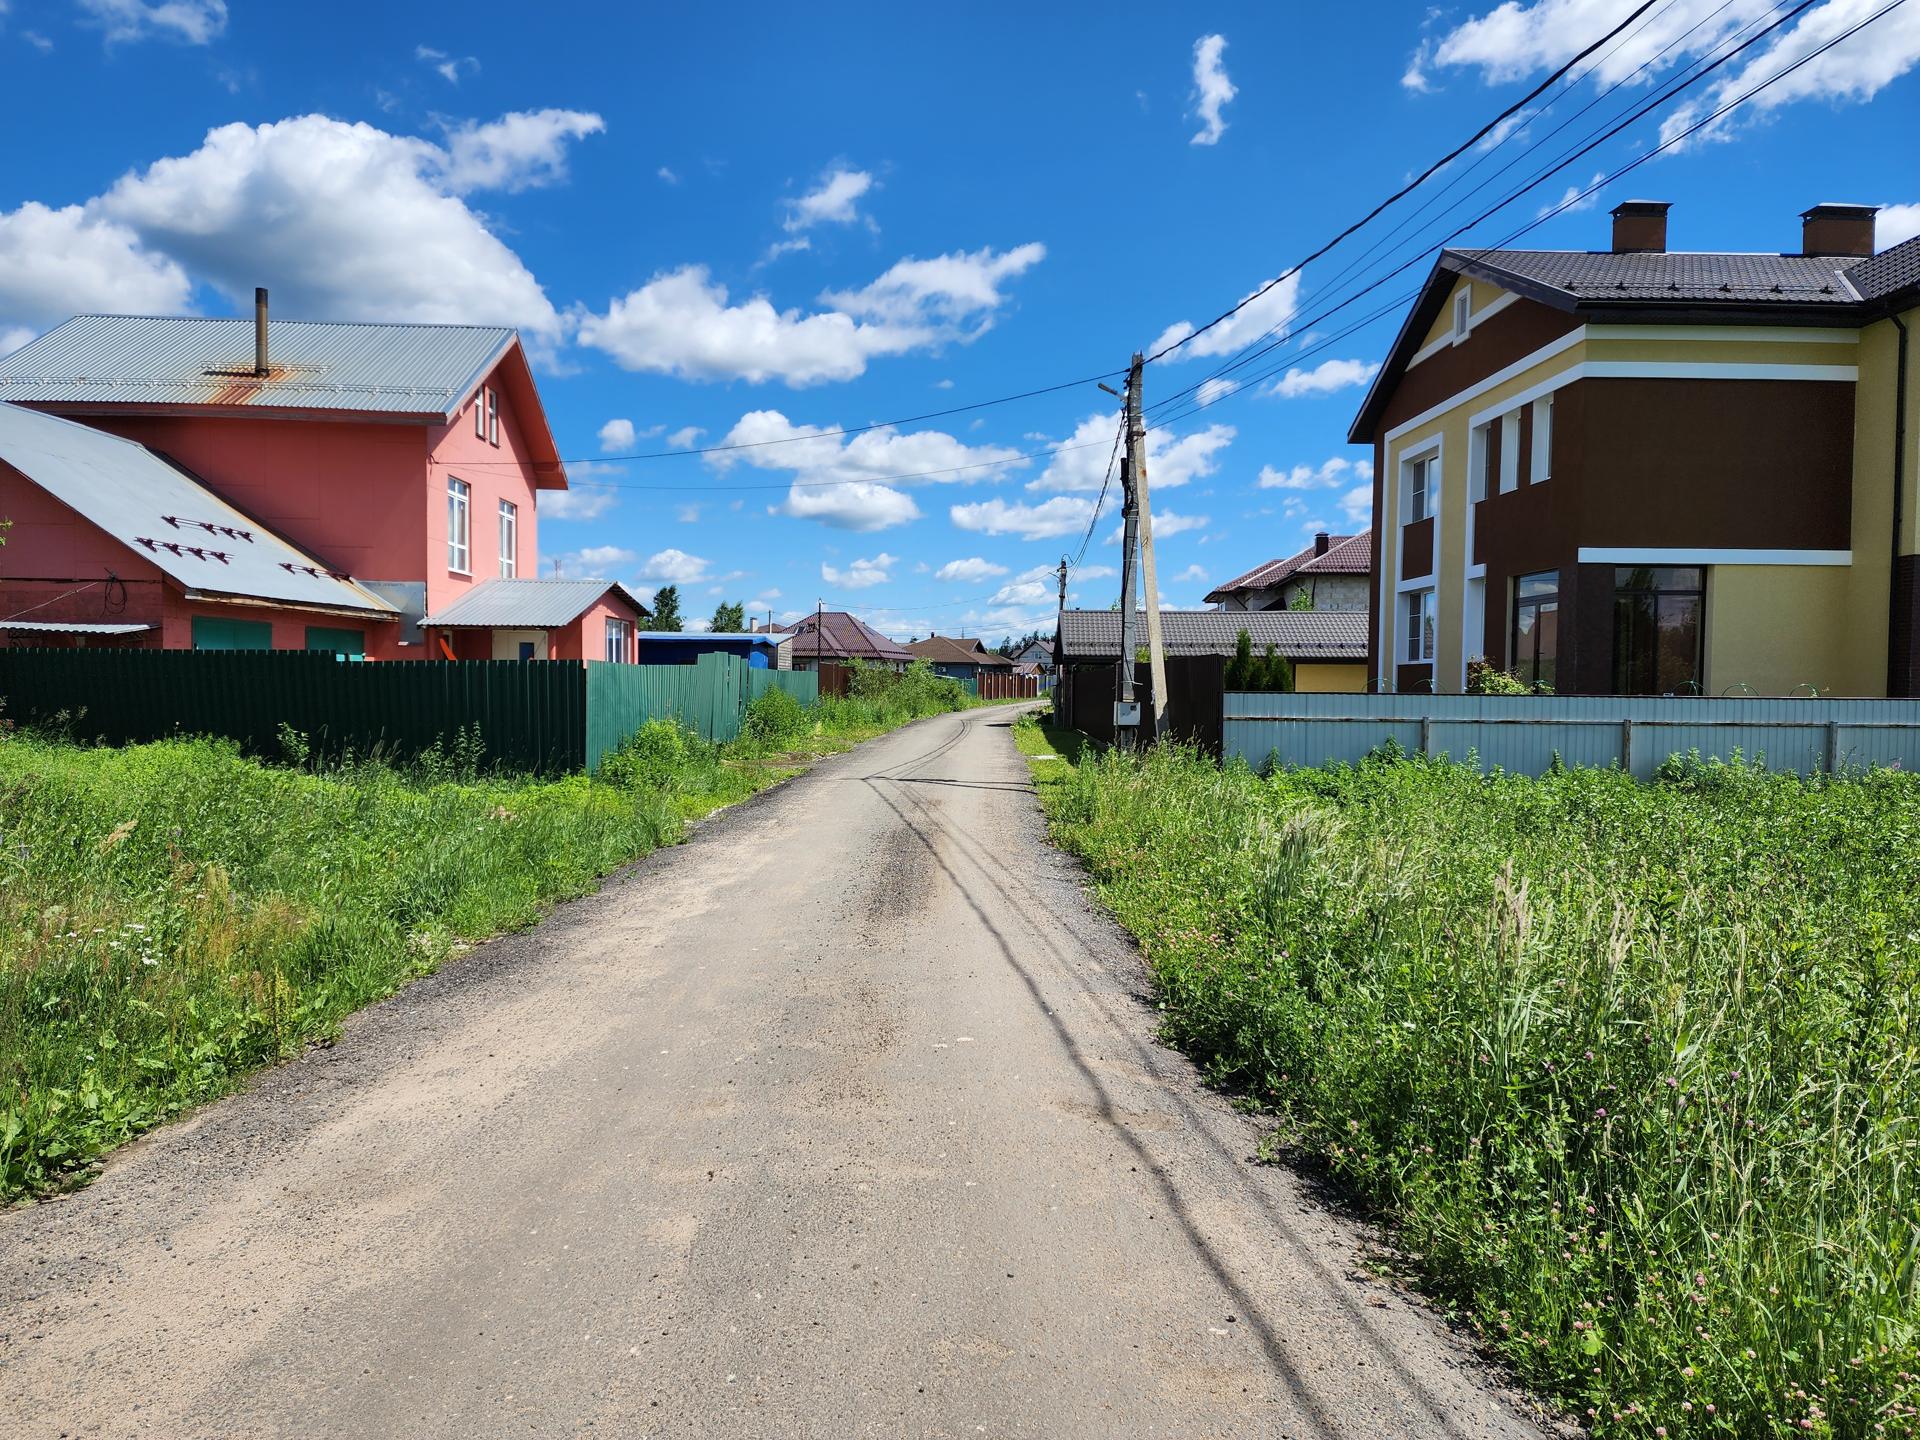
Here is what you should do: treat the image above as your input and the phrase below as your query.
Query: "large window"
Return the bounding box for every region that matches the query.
[1614,566,1705,694]
[1404,453,1436,523]
[1510,571,1559,690]
[447,477,471,573]
[1403,588,1436,663]
[498,499,518,578]
[605,616,633,663]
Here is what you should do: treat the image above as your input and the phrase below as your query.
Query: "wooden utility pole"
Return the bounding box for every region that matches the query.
[1124,352,1169,739]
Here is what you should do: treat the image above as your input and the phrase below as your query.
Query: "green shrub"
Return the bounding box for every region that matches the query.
[742,686,808,748]
[1036,743,1920,1439]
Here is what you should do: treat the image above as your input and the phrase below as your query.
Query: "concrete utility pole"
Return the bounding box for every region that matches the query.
[1124,352,1170,739]
[1116,450,1140,741]
[1055,555,1069,624]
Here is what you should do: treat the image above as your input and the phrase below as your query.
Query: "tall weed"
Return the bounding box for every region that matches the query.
[1036,739,1920,1439]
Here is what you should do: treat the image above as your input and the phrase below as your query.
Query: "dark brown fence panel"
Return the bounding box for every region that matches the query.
[815,662,853,698]
[0,649,588,773]
[977,671,1040,701]
[1053,656,1222,753]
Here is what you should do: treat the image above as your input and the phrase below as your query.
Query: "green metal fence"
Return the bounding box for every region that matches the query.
[0,649,822,774]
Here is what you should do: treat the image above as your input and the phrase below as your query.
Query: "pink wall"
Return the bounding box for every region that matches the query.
[426,377,543,612]
[554,593,646,662]
[75,414,429,585]
[1,461,169,637]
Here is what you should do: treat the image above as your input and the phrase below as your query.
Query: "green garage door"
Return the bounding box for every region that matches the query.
[305,626,365,658]
[191,616,273,651]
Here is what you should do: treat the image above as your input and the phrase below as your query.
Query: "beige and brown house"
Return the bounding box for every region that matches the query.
[1350,202,1920,696]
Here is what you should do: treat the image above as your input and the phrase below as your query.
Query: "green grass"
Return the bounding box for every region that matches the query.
[0,667,973,1202]
[1015,713,1920,1440]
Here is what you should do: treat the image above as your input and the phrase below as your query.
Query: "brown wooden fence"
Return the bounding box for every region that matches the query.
[977,670,1040,701]
[815,661,853,698]
[1053,656,1224,753]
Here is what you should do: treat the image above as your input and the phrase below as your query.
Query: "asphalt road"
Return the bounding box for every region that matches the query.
[0,707,1545,1439]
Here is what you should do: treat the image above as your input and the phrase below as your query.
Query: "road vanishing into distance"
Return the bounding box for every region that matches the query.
[1,708,1544,1439]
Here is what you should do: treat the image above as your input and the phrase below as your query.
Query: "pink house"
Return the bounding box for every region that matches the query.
[0,293,646,658]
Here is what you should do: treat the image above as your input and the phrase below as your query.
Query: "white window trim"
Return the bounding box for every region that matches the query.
[498,499,518,579]
[1532,395,1553,484]
[1390,328,1588,443]
[1498,412,1521,494]
[1403,587,1438,664]
[1408,290,1520,369]
[1381,433,1444,688]
[1578,547,1852,566]
[475,394,486,439]
[447,476,472,575]
[1450,290,1472,347]
[604,616,633,663]
[486,388,500,447]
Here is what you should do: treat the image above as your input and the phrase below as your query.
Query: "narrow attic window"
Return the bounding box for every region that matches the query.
[1451,288,1472,343]
[487,387,500,446]
[475,391,486,439]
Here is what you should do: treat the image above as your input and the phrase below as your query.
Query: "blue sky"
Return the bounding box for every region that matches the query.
[3,1,1917,639]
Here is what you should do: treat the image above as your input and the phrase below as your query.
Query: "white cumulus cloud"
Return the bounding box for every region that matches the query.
[1258,456,1371,490]
[1265,357,1381,399]
[822,552,896,590]
[1028,413,1235,493]
[785,166,875,231]
[1189,34,1237,145]
[1880,203,1920,249]
[1151,272,1300,362]
[640,548,710,584]
[937,557,1010,582]
[439,110,605,193]
[598,418,636,452]
[79,0,226,45]
[548,544,635,580]
[0,201,189,334]
[950,496,1095,540]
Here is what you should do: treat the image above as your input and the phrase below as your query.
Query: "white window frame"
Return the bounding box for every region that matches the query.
[1532,395,1553,483]
[498,499,518,578]
[487,387,500,447]
[1451,288,1472,344]
[475,392,486,439]
[1404,588,1437,663]
[1468,423,1490,504]
[447,477,471,574]
[1403,452,1436,524]
[604,616,632,664]
[1499,411,1521,494]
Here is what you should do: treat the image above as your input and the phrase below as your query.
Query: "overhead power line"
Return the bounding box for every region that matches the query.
[1142,0,1663,366]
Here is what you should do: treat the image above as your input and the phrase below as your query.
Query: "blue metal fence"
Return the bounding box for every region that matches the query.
[1223,692,1920,778]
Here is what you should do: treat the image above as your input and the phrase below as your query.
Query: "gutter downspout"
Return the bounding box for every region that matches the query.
[1889,312,1910,697]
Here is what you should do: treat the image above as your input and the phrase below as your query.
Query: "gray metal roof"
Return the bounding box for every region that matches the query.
[1058,608,1367,662]
[0,314,515,418]
[424,578,650,629]
[1452,247,1869,305]
[0,403,397,616]
[2,620,156,635]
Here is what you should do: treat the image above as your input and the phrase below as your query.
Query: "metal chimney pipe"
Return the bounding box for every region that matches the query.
[253,288,269,376]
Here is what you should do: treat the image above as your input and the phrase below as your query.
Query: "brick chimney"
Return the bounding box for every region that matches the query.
[1610,200,1670,254]
[1800,203,1878,258]
[1313,531,1330,556]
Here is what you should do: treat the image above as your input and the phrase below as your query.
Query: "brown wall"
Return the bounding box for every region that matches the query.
[1400,517,1435,580]
[1471,376,1856,693]
[1372,299,1581,437]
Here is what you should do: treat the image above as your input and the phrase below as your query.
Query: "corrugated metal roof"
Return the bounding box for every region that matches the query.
[1453,248,1867,304]
[0,403,396,616]
[0,314,515,418]
[2,620,156,635]
[1059,608,1367,662]
[424,578,649,628]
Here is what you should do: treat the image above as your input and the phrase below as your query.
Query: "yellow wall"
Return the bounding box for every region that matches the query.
[1415,277,1505,351]
[1704,566,1866,696]
[1294,661,1368,693]
[1377,308,1909,695]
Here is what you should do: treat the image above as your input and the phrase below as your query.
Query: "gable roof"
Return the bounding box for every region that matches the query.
[0,313,568,486]
[1204,533,1363,603]
[423,578,649,629]
[0,402,396,617]
[1350,234,1920,443]
[905,635,1014,667]
[778,610,914,664]
[1057,608,1367,663]
[1300,529,1371,575]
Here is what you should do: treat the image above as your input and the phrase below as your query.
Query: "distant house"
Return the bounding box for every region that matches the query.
[0,295,575,659]
[1206,531,1371,612]
[779,610,914,671]
[904,634,1015,682]
[1056,608,1369,693]
[1011,636,1055,671]
[421,578,650,661]
[635,631,793,669]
